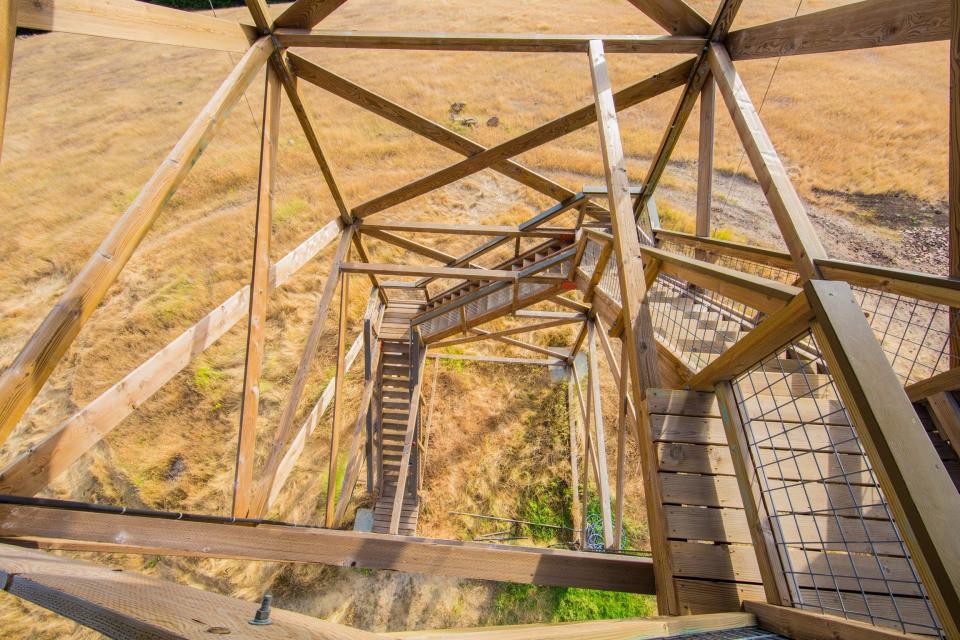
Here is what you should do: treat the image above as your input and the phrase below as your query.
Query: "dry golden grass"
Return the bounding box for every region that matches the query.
[0,0,950,634]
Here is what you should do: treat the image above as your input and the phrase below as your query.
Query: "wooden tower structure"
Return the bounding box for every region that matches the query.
[0,0,959,638]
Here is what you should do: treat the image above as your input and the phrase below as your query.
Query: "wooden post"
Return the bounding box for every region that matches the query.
[0,0,16,161]
[613,345,628,550]
[325,268,351,527]
[714,381,792,607]
[589,39,677,613]
[566,368,582,546]
[363,289,377,491]
[587,322,614,547]
[250,226,355,518]
[696,72,715,240]
[950,0,960,367]
[0,38,272,447]
[232,63,281,518]
[807,280,960,639]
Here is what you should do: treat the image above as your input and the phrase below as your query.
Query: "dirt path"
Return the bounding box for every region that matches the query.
[655,162,948,275]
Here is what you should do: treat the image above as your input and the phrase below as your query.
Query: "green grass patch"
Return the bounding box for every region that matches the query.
[491,583,655,625]
[274,198,309,229]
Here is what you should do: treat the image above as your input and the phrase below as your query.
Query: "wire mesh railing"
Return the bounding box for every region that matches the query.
[851,287,960,388]
[730,331,944,637]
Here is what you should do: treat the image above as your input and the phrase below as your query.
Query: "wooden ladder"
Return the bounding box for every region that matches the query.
[372,302,421,535]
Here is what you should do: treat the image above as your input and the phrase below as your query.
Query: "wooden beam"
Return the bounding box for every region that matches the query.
[249,227,355,518]
[807,279,960,639]
[0,543,380,640]
[0,220,343,498]
[926,391,960,460]
[726,0,951,61]
[715,381,792,606]
[16,0,256,52]
[613,345,628,550]
[415,195,585,289]
[654,228,796,271]
[232,63,281,518]
[696,73,715,239]
[469,329,570,361]
[0,38,272,449]
[325,269,350,527]
[0,0,15,161]
[432,318,579,348]
[633,0,744,218]
[566,370,582,543]
[274,29,705,53]
[341,262,561,282]
[360,222,573,238]
[708,43,826,281]
[427,353,565,366]
[951,0,960,368]
[351,61,694,218]
[745,600,933,640]
[0,504,656,593]
[816,258,960,310]
[273,0,347,29]
[287,53,574,203]
[586,322,614,547]
[625,0,708,35]
[589,38,678,610]
[906,366,960,402]
[362,228,459,264]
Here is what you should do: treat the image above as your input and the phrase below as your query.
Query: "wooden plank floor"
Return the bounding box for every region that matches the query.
[0,543,377,639]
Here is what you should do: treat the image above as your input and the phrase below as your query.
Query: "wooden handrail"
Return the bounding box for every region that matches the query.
[653,228,795,270]
[389,337,427,535]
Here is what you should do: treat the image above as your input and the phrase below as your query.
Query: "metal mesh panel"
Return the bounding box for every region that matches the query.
[731,332,943,637]
[657,239,799,285]
[649,273,759,372]
[851,287,960,387]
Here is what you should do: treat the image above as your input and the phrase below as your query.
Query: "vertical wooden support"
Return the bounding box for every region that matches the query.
[589,39,677,613]
[587,322,614,547]
[250,225,354,518]
[696,72,715,239]
[362,291,376,492]
[0,0,16,161]
[807,280,960,639]
[325,268,351,527]
[613,346,628,550]
[232,63,281,518]
[0,38,272,448]
[714,380,792,607]
[950,0,960,367]
[566,368,582,545]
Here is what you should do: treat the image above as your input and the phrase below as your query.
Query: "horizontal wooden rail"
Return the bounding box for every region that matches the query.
[340,262,565,284]
[725,0,950,61]
[653,228,795,271]
[0,504,656,593]
[360,222,573,238]
[16,0,257,52]
[816,258,960,308]
[274,29,707,53]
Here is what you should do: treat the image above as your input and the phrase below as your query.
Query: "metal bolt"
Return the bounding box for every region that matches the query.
[249,593,273,626]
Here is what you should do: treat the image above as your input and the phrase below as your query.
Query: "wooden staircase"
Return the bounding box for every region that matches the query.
[372,301,422,535]
[417,237,575,342]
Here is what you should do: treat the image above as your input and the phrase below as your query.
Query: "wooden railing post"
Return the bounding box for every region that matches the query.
[0,0,16,161]
[807,279,960,639]
[324,267,351,527]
